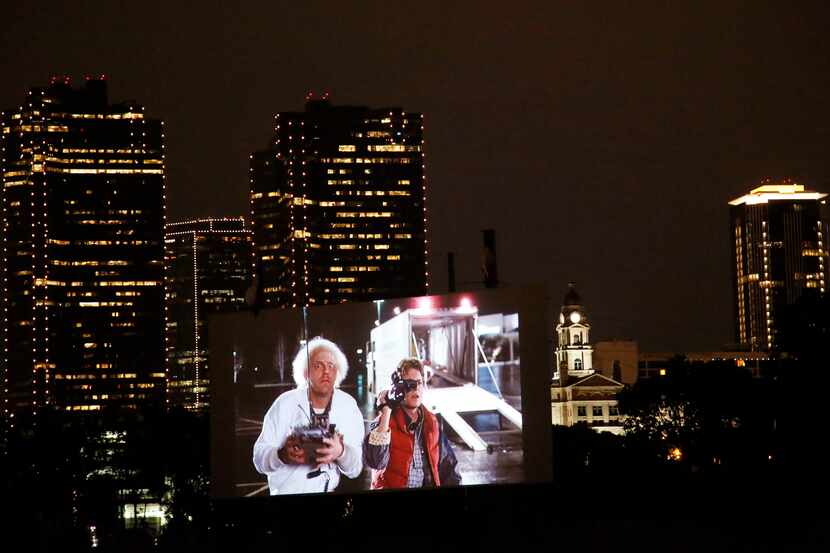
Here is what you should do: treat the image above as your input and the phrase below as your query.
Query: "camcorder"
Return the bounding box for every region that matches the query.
[383,372,420,409]
[290,411,337,465]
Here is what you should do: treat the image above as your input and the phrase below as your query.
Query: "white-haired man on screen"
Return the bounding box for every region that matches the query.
[253,337,365,495]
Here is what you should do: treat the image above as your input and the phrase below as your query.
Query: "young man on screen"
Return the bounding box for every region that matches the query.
[363,358,461,489]
[253,337,364,495]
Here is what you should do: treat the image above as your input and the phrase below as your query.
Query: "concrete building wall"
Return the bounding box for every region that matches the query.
[594,340,638,385]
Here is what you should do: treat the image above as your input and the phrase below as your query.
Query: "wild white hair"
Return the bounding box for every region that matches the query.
[292,336,349,389]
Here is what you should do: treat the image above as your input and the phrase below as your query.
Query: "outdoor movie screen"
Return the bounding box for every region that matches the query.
[209,287,551,498]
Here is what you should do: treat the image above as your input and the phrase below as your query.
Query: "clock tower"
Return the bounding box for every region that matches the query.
[551,282,623,432]
[554,282,594,380]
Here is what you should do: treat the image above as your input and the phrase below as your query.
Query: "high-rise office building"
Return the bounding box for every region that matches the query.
[1,76,166,423]
[164,217,251,411]
[729,179,828,351]
[250,95,428,308]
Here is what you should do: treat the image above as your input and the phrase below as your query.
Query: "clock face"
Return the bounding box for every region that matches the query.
[569,312,581,324]
[559,313,565,324]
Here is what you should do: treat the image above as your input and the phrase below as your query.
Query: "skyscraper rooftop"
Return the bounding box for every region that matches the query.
[728,180,827,206]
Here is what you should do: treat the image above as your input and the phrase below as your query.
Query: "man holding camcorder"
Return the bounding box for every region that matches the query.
[253,337,364,495]
[363,358,461,489]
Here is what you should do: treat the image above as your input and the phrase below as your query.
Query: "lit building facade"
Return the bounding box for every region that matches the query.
[1,77,166,422]
[551,283,624,434]
[729,180,828,351]
[250,95,427,307]
[164,217,252,411]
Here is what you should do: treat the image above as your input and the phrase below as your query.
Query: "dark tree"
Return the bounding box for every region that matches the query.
[617,356,776,476]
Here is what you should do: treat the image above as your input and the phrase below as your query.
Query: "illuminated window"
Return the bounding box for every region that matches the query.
[366,144,420,152]
[592,406,603,417]
[577,406,586,417]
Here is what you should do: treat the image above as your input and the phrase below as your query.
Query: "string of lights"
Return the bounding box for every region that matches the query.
[164,218,251,412]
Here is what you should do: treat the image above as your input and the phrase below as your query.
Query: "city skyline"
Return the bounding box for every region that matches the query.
[2,2,829,351]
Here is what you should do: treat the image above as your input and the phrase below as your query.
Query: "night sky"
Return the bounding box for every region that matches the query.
[2,1,828,351]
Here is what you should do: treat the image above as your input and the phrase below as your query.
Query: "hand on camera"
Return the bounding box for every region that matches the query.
[376,389,393,413]
[278,434,306,465]
[315,433,345,465]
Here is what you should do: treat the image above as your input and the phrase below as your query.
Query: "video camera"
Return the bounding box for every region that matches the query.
[383,372,420,409]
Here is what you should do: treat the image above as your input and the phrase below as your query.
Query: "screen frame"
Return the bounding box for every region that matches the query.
[209,285,553,499]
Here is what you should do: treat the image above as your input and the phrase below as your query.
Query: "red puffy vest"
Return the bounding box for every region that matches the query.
[371,406,441,489]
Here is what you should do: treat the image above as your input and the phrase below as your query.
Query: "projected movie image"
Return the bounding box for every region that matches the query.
[220,291,524,496]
